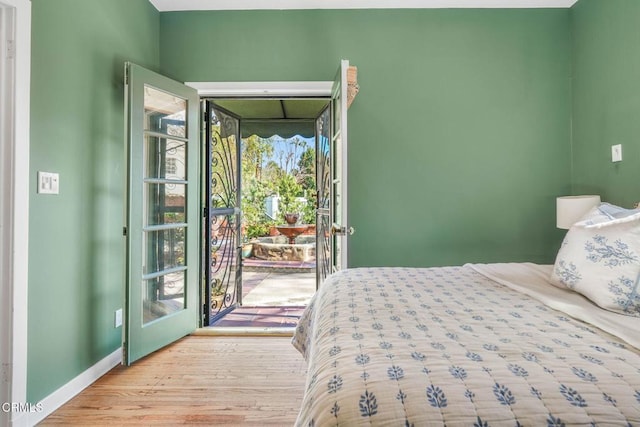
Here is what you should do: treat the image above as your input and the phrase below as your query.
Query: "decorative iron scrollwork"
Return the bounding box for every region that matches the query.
[316,107,332,284]
[205,105,241,324]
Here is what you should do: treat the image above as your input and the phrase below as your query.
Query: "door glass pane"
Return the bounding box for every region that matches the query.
[145,136,187,180]
[332,132,342,270]
[140,85,189,325]
[332,97,342,230]
[142,271,185,324]
[144,85,186,137]
[143,227,186,274]
[145,183,186,226]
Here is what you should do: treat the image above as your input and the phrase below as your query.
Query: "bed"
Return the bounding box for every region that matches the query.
[292,204,640,426]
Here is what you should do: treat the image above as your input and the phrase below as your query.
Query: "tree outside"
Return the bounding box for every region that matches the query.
[241,135,316,240]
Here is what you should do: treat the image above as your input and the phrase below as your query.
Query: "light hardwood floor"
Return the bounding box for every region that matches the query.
[40,336,307,426]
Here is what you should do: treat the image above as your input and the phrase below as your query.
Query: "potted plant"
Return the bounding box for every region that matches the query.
[241,242,253,258]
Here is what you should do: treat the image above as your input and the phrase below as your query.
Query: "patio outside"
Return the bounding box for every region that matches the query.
[209,133,317,328]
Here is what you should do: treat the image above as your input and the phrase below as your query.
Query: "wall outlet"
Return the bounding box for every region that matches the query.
[611,144,622,162]
[114,308,123,328]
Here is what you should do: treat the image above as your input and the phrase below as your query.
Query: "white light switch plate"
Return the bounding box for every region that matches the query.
[612,144,622,162]
[115,308,123,328]
[38,171,59,194]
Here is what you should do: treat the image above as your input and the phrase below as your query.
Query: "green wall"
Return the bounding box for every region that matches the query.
[570,0,640,207]
[161,9,572,266]
[27,2,596,406]
[28,0,159,402]
[23,0,640,411]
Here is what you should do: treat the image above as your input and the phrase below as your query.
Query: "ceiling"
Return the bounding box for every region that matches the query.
[150,0,578,11]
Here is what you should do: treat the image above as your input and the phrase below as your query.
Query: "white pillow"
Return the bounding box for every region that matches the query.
[550,209,640,317]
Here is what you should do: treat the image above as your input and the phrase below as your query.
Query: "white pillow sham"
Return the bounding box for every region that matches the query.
[551,205,640,317]
[580,202,640,224]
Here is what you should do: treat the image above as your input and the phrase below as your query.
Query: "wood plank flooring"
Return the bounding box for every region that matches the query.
[40,336,307,426]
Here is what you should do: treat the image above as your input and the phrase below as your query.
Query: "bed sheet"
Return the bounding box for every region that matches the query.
[292,264,640,426]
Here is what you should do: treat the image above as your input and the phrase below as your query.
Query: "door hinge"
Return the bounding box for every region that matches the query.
[6,39,15,59]
[1,362,10,385]
[124,66,129,85]
[122,226,127,236]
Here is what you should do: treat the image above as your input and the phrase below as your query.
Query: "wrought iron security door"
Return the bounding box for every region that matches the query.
[315,106,332,286]
[203,102,242,325]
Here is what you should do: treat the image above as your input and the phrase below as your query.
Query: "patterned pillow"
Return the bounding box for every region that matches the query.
[550,210,640,317]
[580,202,640,224]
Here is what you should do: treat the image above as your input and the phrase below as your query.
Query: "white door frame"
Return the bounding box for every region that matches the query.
[186,81,332,98]
[187,80,349,270]
[0,0,30,426]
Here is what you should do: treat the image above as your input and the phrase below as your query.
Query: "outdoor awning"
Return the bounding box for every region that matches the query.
[212,98,329,139]
[240,120,315,139]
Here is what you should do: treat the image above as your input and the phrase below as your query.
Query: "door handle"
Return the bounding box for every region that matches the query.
[331,224,355,236]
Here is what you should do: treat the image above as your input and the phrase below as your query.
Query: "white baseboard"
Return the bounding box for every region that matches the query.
[21,347,121,426]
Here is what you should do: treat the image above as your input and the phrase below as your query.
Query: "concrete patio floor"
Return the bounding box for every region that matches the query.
[206,266,316,329]
[241,270,315,306]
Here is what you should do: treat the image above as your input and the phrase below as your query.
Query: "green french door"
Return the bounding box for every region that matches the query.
[316,59,352,287]
[124,63,199,365]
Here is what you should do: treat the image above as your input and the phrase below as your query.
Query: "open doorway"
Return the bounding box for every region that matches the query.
[203,98,329,328]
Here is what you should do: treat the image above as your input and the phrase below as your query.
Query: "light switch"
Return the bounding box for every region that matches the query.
[612,144,622,162]
[38,171,59,194]
[115,308,123,328]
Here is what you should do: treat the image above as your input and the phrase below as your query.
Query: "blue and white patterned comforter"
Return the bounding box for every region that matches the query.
[292,264,640,426]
